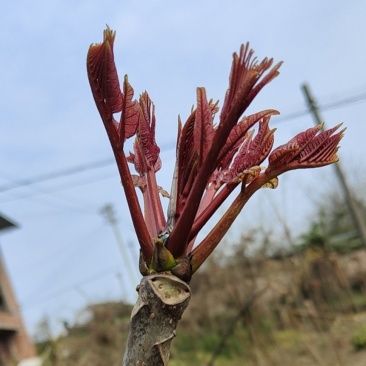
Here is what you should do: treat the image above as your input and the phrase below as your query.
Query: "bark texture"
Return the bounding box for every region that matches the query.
[122,274,191,366]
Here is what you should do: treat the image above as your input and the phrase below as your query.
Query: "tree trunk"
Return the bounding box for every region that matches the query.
[122,274,191,365]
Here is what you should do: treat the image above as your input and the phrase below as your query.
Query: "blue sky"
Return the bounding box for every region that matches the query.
[1,1,366,337]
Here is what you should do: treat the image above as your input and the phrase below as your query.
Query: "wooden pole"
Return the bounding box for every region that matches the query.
[302,83,366,248]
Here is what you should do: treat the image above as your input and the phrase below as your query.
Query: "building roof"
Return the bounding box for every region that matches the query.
[0,215,17,233]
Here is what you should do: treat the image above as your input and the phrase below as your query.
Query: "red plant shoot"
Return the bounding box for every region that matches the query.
[87,27,344,282]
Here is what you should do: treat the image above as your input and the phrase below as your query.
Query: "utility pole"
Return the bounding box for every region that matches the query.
[100,204,139,286]
[302,83,366,248]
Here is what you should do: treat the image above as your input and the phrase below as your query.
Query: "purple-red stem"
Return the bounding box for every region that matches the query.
[188,182,238,245]
[105,123,153,262]
[167,102,248,258]
[145,166,166,236]
[190,171,275,272]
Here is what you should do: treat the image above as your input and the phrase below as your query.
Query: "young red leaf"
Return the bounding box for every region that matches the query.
[87,27,123,119]
[220,44,282,127]
[266,123,345,174]
[177,111,197,191]
[298,124,343,164]
[87,28,153,263]
[218,109,279,169]
[174,111,199,220]
[167,45,282,258]
[184,116,275,246]
[231,117,275,173]
[128,137,166,238]
[120,75,139,141]
[127,138,145,176]
[131,92,166,237]
[88,27,345,281]
[137,92,160,168]
[194,88,215,166]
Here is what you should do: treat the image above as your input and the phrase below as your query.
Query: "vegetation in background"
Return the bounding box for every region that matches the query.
[35,242,366,366]
[32,176,366,366]
[35,193,366,365]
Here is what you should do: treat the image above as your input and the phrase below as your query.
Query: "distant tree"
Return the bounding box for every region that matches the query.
[300,222,327,249]
[87,27,344,365]
[302,188,366,252]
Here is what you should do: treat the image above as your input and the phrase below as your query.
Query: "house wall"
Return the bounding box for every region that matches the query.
[0,253,35,363]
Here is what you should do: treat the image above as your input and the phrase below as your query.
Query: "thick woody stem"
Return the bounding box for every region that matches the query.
[123,274,191,366]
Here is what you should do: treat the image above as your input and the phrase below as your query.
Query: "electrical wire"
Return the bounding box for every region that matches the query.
[0,158,114,193]
[20,267,123,310]
[0,89,366,198]
[0,169,117,204]
[271,90,366,124]
[1,89,366,204]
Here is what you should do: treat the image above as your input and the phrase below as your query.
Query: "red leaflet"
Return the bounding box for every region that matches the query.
[298,124,343,164]
[175,111,198,218]
[132,93,166,237]
[167,45,283,257]
[267,123,345,174]
[231,117,275,173]
[218,109,279,169]
[268,124,322,167]
[87,29,139,145]
[172,91,218,226]
[87,28,153,262]
[87,27,123,118]
[127,139,145,176]
[194,88,216,167]
[220,44,282,126]
[120,76,139,141]
[137,93,160,168]
[221,44,256,119]
[128,140,163,238]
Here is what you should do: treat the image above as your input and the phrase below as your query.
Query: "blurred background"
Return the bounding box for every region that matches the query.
[1,0,366,364]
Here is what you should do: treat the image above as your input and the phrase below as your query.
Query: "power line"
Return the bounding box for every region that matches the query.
[274,90,366,123]
[0,158,114,193]
[0,169,117,204]
[1,89,366,199]
[20,267,123,310]
[0,158,116,207]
